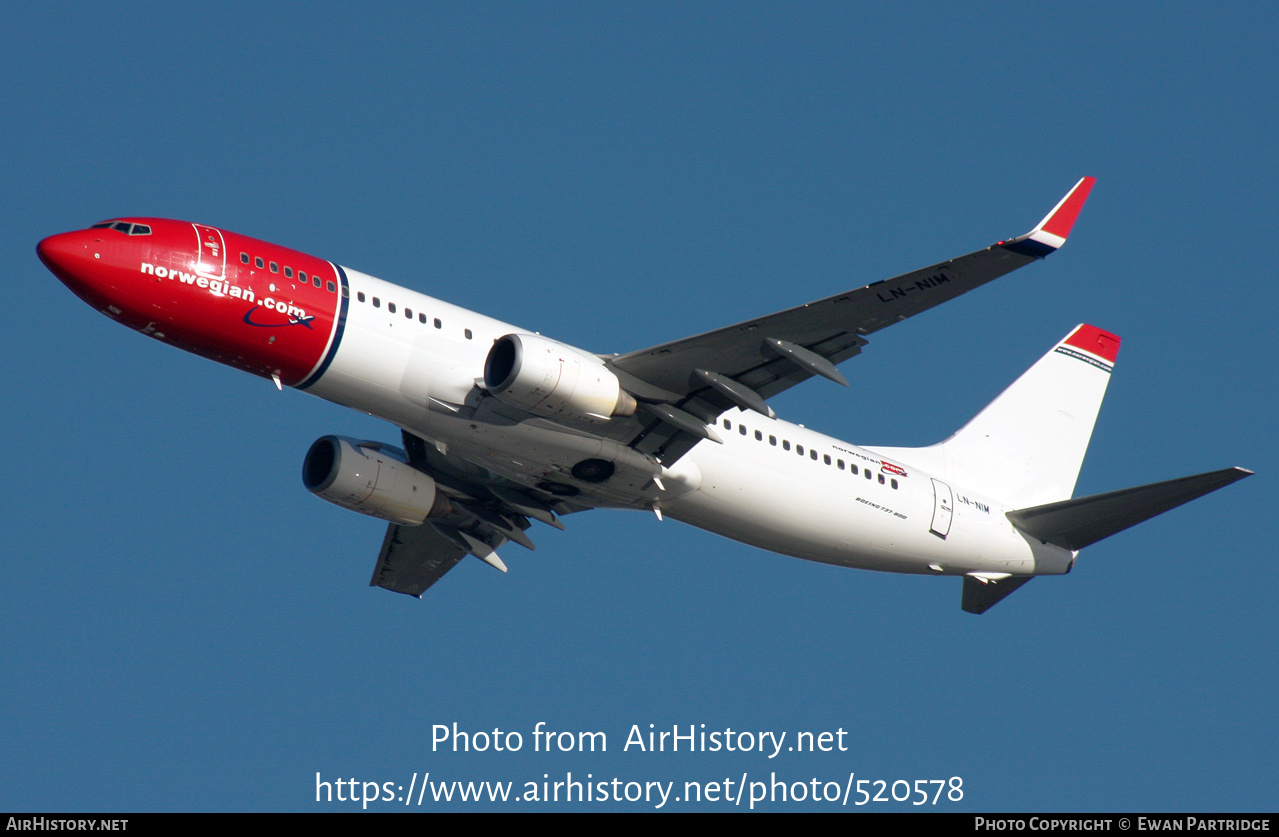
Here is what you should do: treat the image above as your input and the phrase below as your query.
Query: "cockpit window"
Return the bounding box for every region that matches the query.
[96,221,151,235]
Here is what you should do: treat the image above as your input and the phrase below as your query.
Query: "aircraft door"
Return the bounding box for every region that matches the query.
[192,224,226,280]
[930,478,953,539]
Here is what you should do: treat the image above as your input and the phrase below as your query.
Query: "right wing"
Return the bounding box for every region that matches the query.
[604,177,1097,464]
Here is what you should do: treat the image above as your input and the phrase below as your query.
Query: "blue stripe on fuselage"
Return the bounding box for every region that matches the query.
[296,263,350,390]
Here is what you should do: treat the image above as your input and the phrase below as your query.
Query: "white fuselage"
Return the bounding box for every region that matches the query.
[304,268,1071,579]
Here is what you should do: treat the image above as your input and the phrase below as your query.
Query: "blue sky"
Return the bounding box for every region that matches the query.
[4,2,1275,812]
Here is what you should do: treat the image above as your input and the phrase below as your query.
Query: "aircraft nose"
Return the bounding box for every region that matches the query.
[37,230,93,280]
[37,227,118,309]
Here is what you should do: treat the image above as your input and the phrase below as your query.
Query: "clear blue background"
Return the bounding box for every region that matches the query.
[3,1,1274,812]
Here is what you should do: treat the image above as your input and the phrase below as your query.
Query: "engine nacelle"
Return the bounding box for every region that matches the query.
[302,436,451,525]
[484,333,637,421]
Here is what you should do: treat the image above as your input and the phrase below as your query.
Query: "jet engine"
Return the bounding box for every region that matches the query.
[302,435,452,525]
[484,333,637,421]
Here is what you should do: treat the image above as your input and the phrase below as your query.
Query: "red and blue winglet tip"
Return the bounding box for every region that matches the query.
[1003,177,1096,259]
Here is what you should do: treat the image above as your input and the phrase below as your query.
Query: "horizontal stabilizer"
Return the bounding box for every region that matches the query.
[962,575,1034,615]
[1006,467,1253,551]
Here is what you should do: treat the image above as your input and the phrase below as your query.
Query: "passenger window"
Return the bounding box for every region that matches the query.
[755,430,763,441]
[878,474,885,485]
[739,425,747,436]
[852,464,859,475]
[373,297,381,308]
[837,459,845,470]
[723,419,731,430]
[465,329,473,339]
[240,253,250,264]
[796,445,804,456]
[419,313,426,323]
[865,470,872,480]
[388,302,396,313]
[434,318,442,329]
[357,291,366,302]
[284,267,293,278]
[783,441,791,451]
[811,450,819,461]
[405,308,413,319]
[255,257,265,269]
[299,272,307,282]
[769,435,777,446]
[313,276,321,288]
[823,454,831,465]
[269,262,279,273]
[891,479,898,489]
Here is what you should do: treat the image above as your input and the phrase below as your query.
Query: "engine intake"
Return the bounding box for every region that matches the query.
[484,333,637,421]
[303,435,451,525]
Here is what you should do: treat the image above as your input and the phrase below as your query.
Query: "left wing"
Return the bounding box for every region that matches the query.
[604,178,1095,463]
[371,522,470,596]
[368,430,581,597]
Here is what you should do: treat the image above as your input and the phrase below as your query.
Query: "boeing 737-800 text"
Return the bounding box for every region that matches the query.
[37,178,1250,613]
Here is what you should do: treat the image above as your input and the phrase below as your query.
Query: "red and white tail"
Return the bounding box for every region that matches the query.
[872,324,1121,507]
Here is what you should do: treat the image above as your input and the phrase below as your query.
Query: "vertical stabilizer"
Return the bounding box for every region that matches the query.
[871,325,1120,507]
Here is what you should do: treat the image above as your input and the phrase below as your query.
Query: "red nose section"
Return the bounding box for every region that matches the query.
[40,219,347,389]
[38,229,106,303]
[38,230,90,282]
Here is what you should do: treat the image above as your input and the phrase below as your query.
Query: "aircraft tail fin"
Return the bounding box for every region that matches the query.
[1005,467,1253,551]
[871,324,1121,507]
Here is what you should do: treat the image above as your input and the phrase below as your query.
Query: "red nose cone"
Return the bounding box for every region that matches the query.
[38,230,94,287]
[38,229,113,308]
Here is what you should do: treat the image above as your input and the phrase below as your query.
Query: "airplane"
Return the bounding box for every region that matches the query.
[37,177,1251,613]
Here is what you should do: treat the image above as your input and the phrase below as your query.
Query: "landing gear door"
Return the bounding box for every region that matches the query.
[930,478,953,540]
[192,224,226,280]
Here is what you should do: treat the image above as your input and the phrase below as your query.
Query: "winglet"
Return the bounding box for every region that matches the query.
[1003,177,1096,258]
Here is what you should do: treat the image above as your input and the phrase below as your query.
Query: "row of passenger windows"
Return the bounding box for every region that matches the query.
[239,252,338,294]
[233,250,476,340]
[353,290,474,340]
[721,418,900,489]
